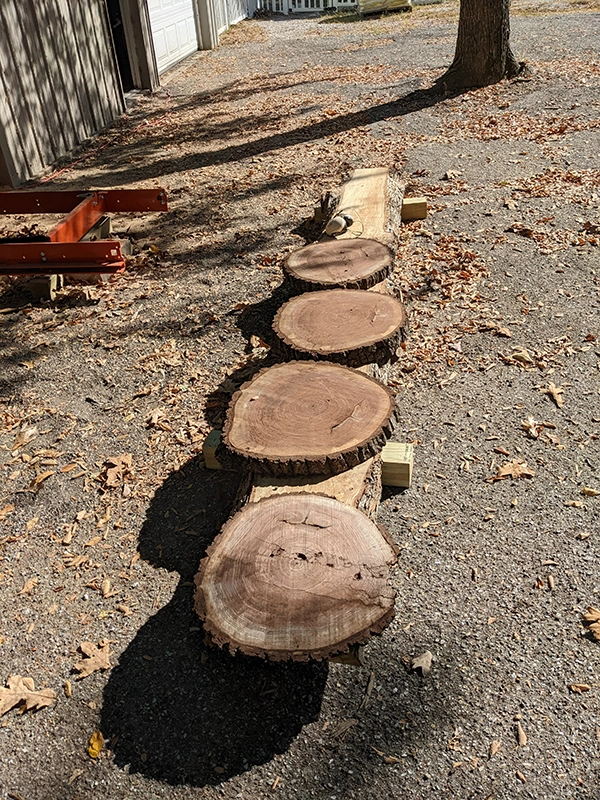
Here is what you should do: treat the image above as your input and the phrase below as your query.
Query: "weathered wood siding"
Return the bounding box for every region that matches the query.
[0,0,125,186]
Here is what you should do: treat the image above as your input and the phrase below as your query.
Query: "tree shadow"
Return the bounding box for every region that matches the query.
[100,453,329,787]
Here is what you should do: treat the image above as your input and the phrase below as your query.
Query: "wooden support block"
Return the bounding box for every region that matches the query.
[381,442,413,488]
[203,428,223,469]
[401,197,428,222]
[27,274,61,301]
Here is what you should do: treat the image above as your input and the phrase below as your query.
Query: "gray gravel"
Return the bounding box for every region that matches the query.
[1,5,600,800]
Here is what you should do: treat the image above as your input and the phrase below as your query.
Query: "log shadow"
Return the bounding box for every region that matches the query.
[100,455,328,787]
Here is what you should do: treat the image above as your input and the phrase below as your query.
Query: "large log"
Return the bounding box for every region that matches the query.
[194,493,397,660]
[222,360,397,477]
[284,238,393,292]
[273,289,407,368]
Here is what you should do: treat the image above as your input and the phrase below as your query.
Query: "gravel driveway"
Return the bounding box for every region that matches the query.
[1,3,599,799]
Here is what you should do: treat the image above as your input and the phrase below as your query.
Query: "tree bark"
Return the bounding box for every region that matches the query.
[436,0,521,91]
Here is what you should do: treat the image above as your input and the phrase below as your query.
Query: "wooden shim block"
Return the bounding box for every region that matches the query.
[401,197,428,222]
[381,442,413,488]
[335,167,391,245]
[203,428,223,469]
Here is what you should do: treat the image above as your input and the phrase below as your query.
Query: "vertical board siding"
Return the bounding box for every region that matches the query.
[0,0,125,185]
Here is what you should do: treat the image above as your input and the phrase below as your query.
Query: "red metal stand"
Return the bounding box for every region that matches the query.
[0,189,168,275]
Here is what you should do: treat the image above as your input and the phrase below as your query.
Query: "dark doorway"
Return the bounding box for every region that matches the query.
[106,0,134,93]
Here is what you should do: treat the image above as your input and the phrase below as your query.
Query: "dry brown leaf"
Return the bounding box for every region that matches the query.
[0,504,15,523]
[568,683,591,694]
[73,641,112,679]
[516,722,527,747]
[521,415,543,439]
[101,578,111,598]
[0,674,57,717]
[64,680,72,698]
[101,454,133,488]
[25,517,39,532]
[516,770,527,783]
[581,487,599,497]
[491,460,535,482]
[541,382,564,408]
[489,740,501,757]
[31,470,55,489]
[88,730,104,759]
[18,577,38,596]
[12,426,38,451]
[411,650,433,676]
[582,607,600,624]
[84,536,102,548]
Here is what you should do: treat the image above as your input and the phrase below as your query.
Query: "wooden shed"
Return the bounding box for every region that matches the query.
[0,0,255,188]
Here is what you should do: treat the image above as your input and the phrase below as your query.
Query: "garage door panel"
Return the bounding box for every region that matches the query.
[148,0,198,74]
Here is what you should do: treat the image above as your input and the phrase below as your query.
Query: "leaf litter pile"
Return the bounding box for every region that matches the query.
[0,3,600,800]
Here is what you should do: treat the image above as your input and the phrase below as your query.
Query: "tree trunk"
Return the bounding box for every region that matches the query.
[437,0,521,91]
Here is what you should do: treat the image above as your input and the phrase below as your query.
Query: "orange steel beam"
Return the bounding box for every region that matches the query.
[48,194,105,243]
[0,188,167,276]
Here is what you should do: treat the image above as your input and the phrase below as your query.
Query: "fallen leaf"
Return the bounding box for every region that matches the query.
[116,604,133,616]
[411,650,433,677]
[516,770,527,783]
[0,504,15,523]
[25,517,39,532]
[516,722,527,746]
[101,454,132,489]
[565,499,584,508]
[541,382,564,408]
[521,415,543,439]
[18,577,38,596]
[88,730,104,759]
[101,578,111,598]
[330,718,358,738]
[12,426,38,450]
[73,641,112,679]
[489,740,501,757]
[31,470,55,489]
[64,680,72,698]
[568,683,591,694]
[0,674,57,717]
[582,607,600,641]
[581,487,599,497]
[84,536,102,547]
[491,460,535,481]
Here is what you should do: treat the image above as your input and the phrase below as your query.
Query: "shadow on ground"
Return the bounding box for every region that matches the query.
[100,456,329,786]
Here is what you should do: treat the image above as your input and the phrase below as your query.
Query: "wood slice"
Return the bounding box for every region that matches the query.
[284,238,393,292]
[273,289,406,367]
[194,493,397,660]
[222,361,397,477]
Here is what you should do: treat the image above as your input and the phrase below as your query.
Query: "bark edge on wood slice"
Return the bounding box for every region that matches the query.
[273,289,407,368]
[284,238,393,292]
[235,455,383,522]
[221,360,398,477]
[194,493,397,660]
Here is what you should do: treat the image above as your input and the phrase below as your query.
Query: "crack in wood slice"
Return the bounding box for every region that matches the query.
[194,493,397,660]
[273,289,407,368]
[221,360,398,477]
[284,238,393,292]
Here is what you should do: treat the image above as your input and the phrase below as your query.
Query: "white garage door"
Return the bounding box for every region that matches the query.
[148,0,198,74]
